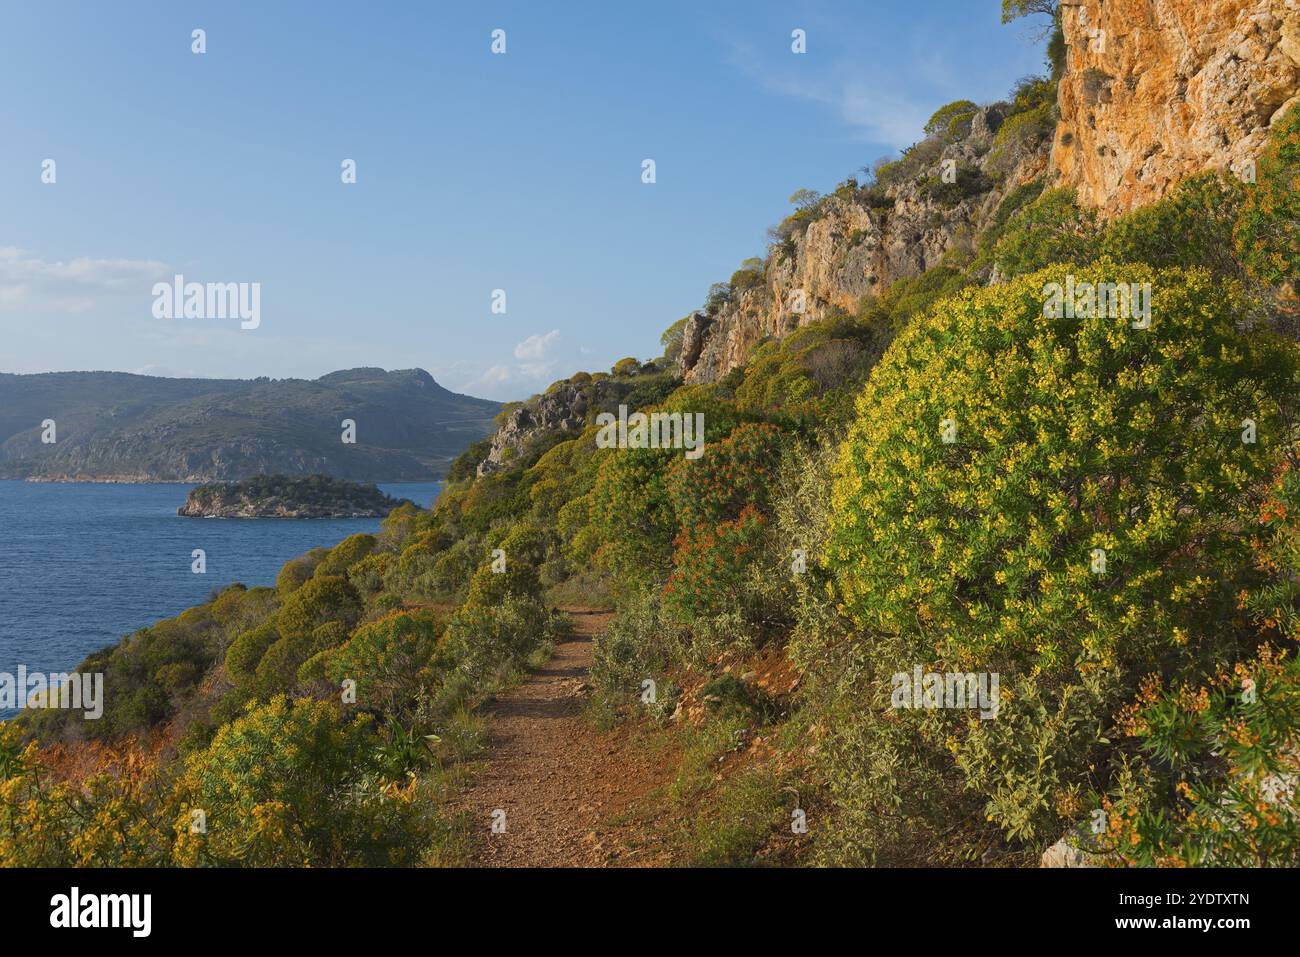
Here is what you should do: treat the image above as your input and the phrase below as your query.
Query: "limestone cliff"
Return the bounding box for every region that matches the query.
[682,104,1050,384]
[475,366,679,476]
[678,0,1299,385]
[1053,0,1300,215]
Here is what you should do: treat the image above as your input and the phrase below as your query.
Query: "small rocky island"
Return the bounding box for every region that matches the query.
[178,474,414,518]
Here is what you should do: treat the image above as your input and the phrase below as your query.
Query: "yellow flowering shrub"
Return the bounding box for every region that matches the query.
[828,262,1295,841]
[1236,103,1300,287]
[174,696,428,866]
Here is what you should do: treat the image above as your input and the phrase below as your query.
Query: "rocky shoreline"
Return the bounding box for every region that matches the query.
[177,475,414,519]
[24,474,185,484]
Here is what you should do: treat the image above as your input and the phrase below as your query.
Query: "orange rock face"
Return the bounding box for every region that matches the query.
[1052,0,1300,216]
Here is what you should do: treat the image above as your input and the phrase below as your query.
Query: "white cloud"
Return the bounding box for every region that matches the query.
[513,329,561,360]
[460,329,583,400]
[721,38,929,148]
[479,364,513,385]
[0,247,170,313]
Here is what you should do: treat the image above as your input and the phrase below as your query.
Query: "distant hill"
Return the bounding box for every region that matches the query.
[0,367,501,482]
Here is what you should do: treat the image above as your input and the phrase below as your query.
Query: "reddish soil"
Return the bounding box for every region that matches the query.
[456,609,676,867]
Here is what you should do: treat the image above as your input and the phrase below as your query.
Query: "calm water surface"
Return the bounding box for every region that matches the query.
[0,480,441,714]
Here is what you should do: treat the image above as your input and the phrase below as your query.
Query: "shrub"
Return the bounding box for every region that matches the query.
[925,100,979,139]
[660,316,689,364]
[491,522,551,567]
[990,104,1053,159]
[0,725,177,866]
[665,422,786,528]
[464,560,543,608]
[585,447,679,585]
[1245,457,1300,642]
[446,438,491,483]
[444,597,566,686]
[1098,647,1300,866]
[174,696,428,866]
[347,551,390,599]
[920,167,992,207]
[730,258,766,293]
[225,620,279,685]
[733,323,878,423]
[275,548,328,596]
[328,610,444,715]
[1236,103,1300,286]
[977,178,1046,255]
[858,265,974,335]
[426,537,486,598]
[991,187,1098,276]
[663,506,768,620]
[275,575,362,643]
[1099,171,1245,276]
[314,533,377,579]
[590,586,688,710]
[828,262,1294,842]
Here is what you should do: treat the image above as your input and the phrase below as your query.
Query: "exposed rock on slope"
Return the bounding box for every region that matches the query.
[1053,0,1300,215]
[477,380,590,476]
[677,0,1299,385]
[682,105,1050,384]
[475,366,678,476]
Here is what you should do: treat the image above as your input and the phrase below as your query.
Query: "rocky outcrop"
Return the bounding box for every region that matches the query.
[1040,835,1100,868]
[177,475,412,518]
[477,380,591,476]
[1053,0,1300,215]
[677,0,1300,385]
[682,105,1050,384]
[473,366,685,476]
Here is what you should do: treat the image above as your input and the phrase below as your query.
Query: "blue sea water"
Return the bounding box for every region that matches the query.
[0,480,441,716]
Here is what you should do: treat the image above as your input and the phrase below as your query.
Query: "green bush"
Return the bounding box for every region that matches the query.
[225,620,279,685]
[328,609,444,715]
[925,100,978,139]
[444,597,566,686]
[275,575,362,643]
[991,187,1098,276]
[275,548,328,596]
[175,696,430,866]
[828,262,1293,843]
[314,533,377,579]
[1099,171,1245,276]
[590,587,688,707]
[986,78,1057,176]
[1235,103,1300,286]
[464,560,543,608]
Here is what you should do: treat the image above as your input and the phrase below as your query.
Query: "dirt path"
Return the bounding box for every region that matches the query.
[456,609,674,867]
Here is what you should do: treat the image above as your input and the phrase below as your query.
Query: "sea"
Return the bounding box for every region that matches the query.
[0,480,442,718]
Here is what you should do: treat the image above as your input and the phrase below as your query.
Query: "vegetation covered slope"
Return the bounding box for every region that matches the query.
[3,21,1297,868]
[0,367,500,482]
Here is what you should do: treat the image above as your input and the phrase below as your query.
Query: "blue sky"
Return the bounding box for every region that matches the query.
[0,1,1050,401]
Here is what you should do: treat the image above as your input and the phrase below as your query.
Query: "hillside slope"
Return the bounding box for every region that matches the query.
[0,367,500,482]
